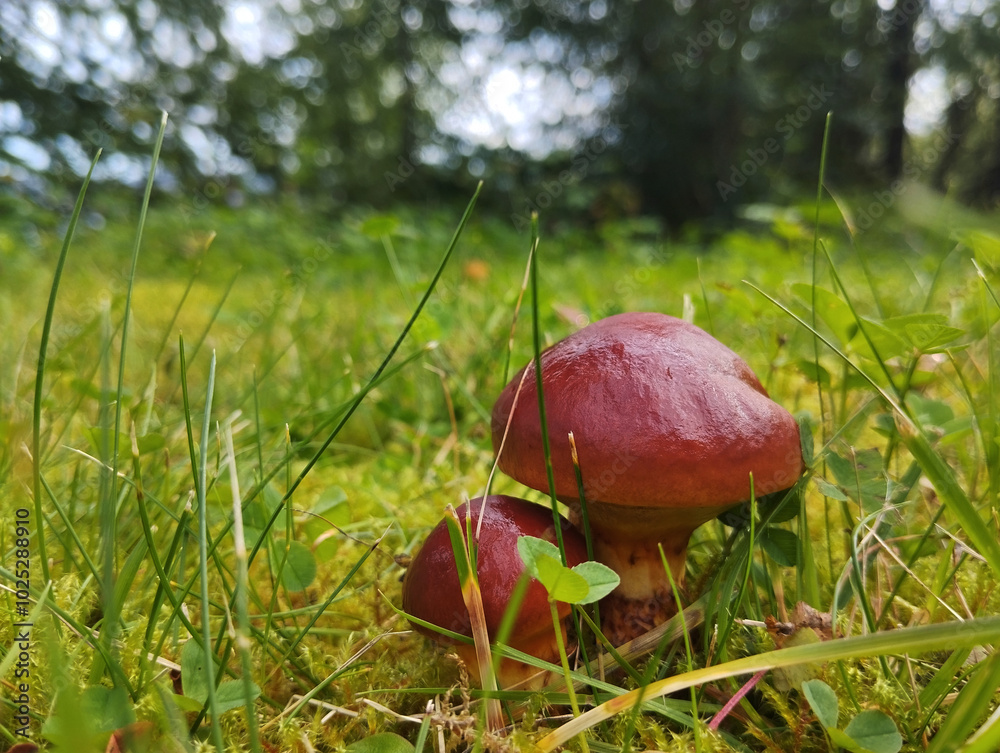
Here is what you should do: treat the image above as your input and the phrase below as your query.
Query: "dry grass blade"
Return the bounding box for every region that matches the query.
[443,506,504,732]
[537,616,1000,751]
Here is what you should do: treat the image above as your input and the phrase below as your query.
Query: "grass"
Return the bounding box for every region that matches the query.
[2,142,1000,752]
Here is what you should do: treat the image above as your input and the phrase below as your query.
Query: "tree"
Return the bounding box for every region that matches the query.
[0,0,235,193]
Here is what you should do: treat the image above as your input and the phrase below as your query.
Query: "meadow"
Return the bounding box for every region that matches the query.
[2,151,1000,753]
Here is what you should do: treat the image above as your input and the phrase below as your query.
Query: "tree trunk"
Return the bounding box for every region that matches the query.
[882,0,923,180]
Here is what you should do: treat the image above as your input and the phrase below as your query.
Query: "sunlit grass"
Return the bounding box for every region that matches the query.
[1,151,1000,751]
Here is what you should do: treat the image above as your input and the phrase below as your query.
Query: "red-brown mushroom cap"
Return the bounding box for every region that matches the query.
[401,495,588,654]
[492,312,804,513]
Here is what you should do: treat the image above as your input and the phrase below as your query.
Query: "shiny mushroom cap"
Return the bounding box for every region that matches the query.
[490,312,804,643]
[492,311,803,516]
[401,495,588,687]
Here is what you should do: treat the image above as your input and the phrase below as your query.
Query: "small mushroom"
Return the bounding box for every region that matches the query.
[401,495,588,689]
[491,312,804,644]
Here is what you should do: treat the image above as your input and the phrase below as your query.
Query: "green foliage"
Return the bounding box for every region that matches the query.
[270,539,318,592]
[4,159,1000,752]
[346,732,416,753]
[803,679,902,753]
[4,0,1000,221]
[802,678,839,728]
[177,640,262,716]
[517,535,620,605]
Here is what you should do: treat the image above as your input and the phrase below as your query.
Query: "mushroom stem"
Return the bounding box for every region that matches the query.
[572,499,735,645]
[592,532,691,646]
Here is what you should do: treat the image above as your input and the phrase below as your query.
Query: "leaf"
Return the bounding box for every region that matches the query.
[842,709,903,753]
[881,313,964,353]
[772,627,823,693]
[535,554,589,603]
[180,639,213,703]
[571,561,620,603]
[792,284,859,347]
[82,685,135,734]
[770,628,824,691]
[272,540,317,592]
[759,526,799,567]
[518,536,620,604]
[760,488,802,524]
[814,477,849,501]
[826,449,887,513]
[828,727,867,752]
[796,358,831,387]
[961,230,1000,272]
[798,415,815,466]
[718,504,753,529]
[854,318,909,362]
[802,679,839,729]
[214,680,261,715]
[311,486,351,522]
[517,535,562,581]
[905,393,955,432]
[178,639,260,716]
[171,693,204,713]
[346,732,415,753]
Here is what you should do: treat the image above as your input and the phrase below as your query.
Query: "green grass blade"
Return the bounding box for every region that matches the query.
[222,424,263,753]
[749,283,1000,576]
[195,350,225,752]
[151,236,211,364]
[897,418,1000,578]
[527,213,566,559]
[247,184,482,565]
[178,334,200,497]
[186,267,241,366]
[927,649,1000,753]
[110,109,167,542]
[95,300,115,678]
[959,707,1000,753]
[973,259,999,507]
[810,112,832,440]
[264,528,384,684]
[820,242,899,397]
[40,473,100,582]
[442,507,503,730]
[163,267,240,408]
[537,616,1000,751]
[32,149,102,584]
[94,112,167,677]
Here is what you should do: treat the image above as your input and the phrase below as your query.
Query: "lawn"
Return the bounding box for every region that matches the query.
[2,162,1000,753]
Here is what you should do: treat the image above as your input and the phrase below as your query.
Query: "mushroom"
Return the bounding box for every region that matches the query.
[401,495,589,689]
[491,312,804,644]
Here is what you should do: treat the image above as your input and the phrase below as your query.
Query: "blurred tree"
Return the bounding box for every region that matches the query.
[924,4,1000,206]
[0,0,235,194]
[214,0,462,205]
[0,0,461,206]
[497,0,955,225]
[485,0,1000,225]
[1,0,998,218]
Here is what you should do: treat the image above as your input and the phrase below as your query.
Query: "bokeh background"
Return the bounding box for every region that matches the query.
[1,0,998,226]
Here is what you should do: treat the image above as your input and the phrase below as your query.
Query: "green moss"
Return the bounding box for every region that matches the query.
[3,191,1000,751]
